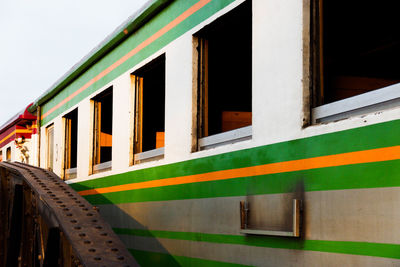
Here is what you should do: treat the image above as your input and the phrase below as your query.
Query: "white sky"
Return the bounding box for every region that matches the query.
[0,0,148,126]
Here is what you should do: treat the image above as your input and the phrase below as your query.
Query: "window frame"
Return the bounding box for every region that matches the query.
[6,147,11,161]
[63,108,78,180]
[193,1,253,151]
[131,54,166,164]
[91,87,113,174]
[310,0,400,124]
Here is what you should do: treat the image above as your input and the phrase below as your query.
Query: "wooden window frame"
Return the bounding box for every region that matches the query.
[93,100,102,166]
[132,55,166,164]
[6,147,11,162]
[133,75,144,157]
[63,109,78,180]
[198,38,209,139]
[91,88,113,174]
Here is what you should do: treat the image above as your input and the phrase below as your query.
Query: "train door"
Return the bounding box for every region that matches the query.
[46,124,54,171]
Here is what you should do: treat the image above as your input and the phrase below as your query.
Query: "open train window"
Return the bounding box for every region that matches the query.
[132,54,165,164]
[6,147,11,161]
[46,124,54,170]
[311,0,400,123]
[92,87,112,173]
[194,0,252,150]
[63,108,78,180]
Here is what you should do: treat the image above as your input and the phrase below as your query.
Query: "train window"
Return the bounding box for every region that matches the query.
[46,124,54,170]
[92,87,113,173]
[0,150,2,162]
[312,0,400,123]
[194,0,252,150]
[132,54,165,164]
[63,108,78,180]
[6,147,11,161]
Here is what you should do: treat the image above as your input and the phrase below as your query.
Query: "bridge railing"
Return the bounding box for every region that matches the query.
[0,161,138,267]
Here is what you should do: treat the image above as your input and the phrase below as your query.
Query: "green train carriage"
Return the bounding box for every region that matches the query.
[25,0,400,265]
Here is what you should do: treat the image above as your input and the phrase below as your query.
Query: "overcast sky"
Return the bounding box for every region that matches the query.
[0,0,148,126]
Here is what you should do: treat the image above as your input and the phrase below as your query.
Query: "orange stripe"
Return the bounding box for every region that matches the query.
[79,145,400,196]
[16,129,32,134]
[0,129,32,146]
[0,130,16,146]
[42,0,212,120]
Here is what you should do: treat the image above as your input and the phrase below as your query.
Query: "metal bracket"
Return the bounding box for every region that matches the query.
[240,199,301,237]
[0,161,138,266]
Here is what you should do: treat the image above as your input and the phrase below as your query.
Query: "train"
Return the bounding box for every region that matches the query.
[0,104,37,164]
[2,0,400,265]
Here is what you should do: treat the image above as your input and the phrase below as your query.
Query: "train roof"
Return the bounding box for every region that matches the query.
[0,103,36,135]
[28,0,172,114]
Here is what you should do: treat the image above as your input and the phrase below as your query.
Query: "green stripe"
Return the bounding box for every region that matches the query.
[70,119,400,192]
[130,249,252,267]
[119,228,400,260]
[80,159,400,204]
[41,0,237,125]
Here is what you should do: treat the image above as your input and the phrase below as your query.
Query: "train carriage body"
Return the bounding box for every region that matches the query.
[24,0,400,265]
[0,105,37,165]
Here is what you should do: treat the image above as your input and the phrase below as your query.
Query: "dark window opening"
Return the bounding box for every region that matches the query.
[196,0,252,138]
[6,147,11,161]
[312,0,400,106]
[93,87,113,167]
[64,108,78,179]
[133,54,165,157]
